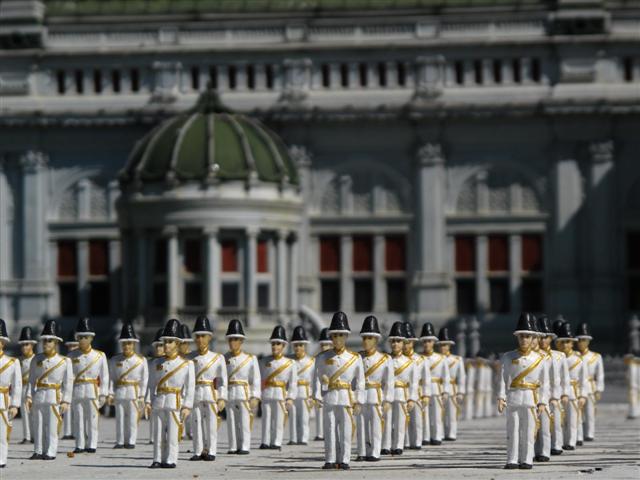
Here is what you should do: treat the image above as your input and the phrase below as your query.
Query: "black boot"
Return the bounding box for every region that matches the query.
[551,449,563,455]
[504,463,518,469]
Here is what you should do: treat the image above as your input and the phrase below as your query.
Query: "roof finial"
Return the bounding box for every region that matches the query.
[194,83,232,114]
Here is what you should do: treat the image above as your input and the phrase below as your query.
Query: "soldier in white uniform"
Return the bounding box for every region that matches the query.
[382,321,418,456]
[148,328,164,445]
[0,319,22,468]
[312,311,365,470]
[554,320,588,451]
[189,316,227,461]
[224,319,261,455]
[530,317,554,463]
[420,322,450,445]
[18,326,37,444]
[260,326,297,450]
[575,323,605,442]
[62,330,78,440]
[289,326,315,446]
[107,322,148,449]
[145,319,195,468]
[498,313,549,470]
[625,349,640,419]
[438,327,466,441]
[68,318,109,454]
[402,322,428,450]
[26,320,74,460]
[179,323,195,440]
[474,352,494,419]
[356,316,392,462]
[314,327,333,441]
[463,355,476,421]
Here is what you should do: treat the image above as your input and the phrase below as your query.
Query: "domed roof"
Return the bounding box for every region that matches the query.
[119,92,298,187]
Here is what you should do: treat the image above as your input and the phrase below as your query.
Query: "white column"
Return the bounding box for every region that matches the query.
[475,235,488,314]
[77,239,89,317]
[288,233,299,313]
[205,227,221,317]
[20,151,48,281]
[0,160,7,283]
[109,239,120,317]
[136,231,147,317]
[245,228,258,327]
[77,178,90,220]
[166,227,179,316]
[340,235,353,313]
[276,230,287,321]
[120,230,131,319]
[373,234,386,313]
[509,234,522,314]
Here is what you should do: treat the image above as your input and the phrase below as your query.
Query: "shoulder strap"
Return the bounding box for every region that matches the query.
[0,357,16,376]
[75,351,104,379]
[328,352,358,384]
[229,354,252,380]
[117,356,145,383]
[297,358,314,376]
[365,353,388,379]
[265,359,293,384]
[394,357,413,377]
[196,353,220,381]
[36,357,67,384]
[510,354,544,388]
[430,355,444,371]
[157,360,190,389]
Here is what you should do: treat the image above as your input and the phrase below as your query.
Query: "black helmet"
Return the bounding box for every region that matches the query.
[419,322,437,341]
[118,322,139,342]
[75,317,95,338]
[269,325,287,343]
[18,326,37,344]
[388,321,406,340]
[437,326,455,345]
[360,315,381,337]
[328,311,350,335]
[514,312,538,336]
[291,326,309,344]
[193,315,213,336]
[160,319,182,341]
[225,319,246,339]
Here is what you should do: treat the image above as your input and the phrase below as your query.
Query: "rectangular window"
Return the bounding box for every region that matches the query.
[56,70,66,94]
[454,61,464,85]
[112,70,121,93]
[352,235,372,272]
[257,239,269,273]
[522,234,543,272]
[89,240,109,276]
[320,236,340,272]
[493,59,503,84]
[247,65,255,90]
[89,282,110,315]
[512,58,522,83]
[209,66,218,89]
[455,235,475,272]
[228,65,237,90]
[58,240,77,277]
[354,279,373,313]
[321,279,340,313]
[153,282,167,309]
[154,239,167,275]
[489,235,509,272]
[257,284,270,310]
[221,240,238,272]
[489,278,510,313]
[191,66,200,91]
[456,279,476,314]
[265,64,274,89]
[59,283,78,316]
[93,69,103,93]
[387,279,406,313]
[531,58,541,82]
[184,282,203,307]
[473,59,483,84]
[222,282,239,308]
[377,62,387,87]
[130,68,140,92]
[358,63,368,87]
[340,64,349,88]
[184,238,202,274]
[385,235,406,271]
[396,61,407,86]
[623,57,633,83]
[321,64,330,87]
[74,70,84,94]
[521,277,543,312]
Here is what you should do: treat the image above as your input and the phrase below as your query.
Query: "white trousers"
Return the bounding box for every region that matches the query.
[33,403,63,458]
[73,399,100,449]
[506,405,536,465]
[475,392,493,418]
[227,399,252,452]
[63,405,73,437]
[464,393,474,420]
[323,405,354,465]
[356,403,384,458]
[429,395,445,441]
[421,402,430,443]
[383,401,408,451]
[149,410,157,444]
[192,401,219,456]
[115,399,141,446]
[582,395,596,439]
[563,400,580,447]
[535,406,552,457]
[629,389,640,418]
[289,398,311,444]
[21,396,32,440]
[315,405,324,439]
[261,399,287,447]
[152,408,182,464]
[551,401,564,451]
[0,409,12,465]
[444,395,460,439]
[405,401,422,447]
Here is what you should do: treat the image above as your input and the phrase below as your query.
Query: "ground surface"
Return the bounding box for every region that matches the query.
[4,387,639,479]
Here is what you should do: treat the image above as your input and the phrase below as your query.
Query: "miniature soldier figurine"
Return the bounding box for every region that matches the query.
[189,315,227,461]
[382,321,418,456]
[260,326,297,450]
[107,322,148,449]
[313,311,365,470]
[356,316,392,462]
[69,318,109,454]
[224,319,261,455]
[179,323,194,440]
[474,352,494,419]
[0,319,22,468]
[420,322,450,445]
[26,320,73,460]
[625,349,640,419]
[553,320,588,450]
[498,313,549,470]
[314,327,333,441]
[289,326,315,446]
[437,327,466,441]
[18,326,37,444]
[531,318,554,463]
[575,323,604,442]
[145,319,195,468]
[402,322,428,450]
[148,327,165,445]
[62,330,78,440]
[463,354,476,421]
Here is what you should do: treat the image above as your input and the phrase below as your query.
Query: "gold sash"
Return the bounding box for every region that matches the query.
[228,354,252,380]
[264,359,293,398]
[0,357,16,376]
[394,357,413,377]
[297,358,314,376]
[327,352,358,387]
[365,354,387,379]
[36,357,67,388]
[510,354,544,389]
[429,355,444,372]
[196,353,220,381]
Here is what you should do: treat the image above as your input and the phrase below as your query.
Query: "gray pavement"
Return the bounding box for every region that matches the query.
[3,400,639,479]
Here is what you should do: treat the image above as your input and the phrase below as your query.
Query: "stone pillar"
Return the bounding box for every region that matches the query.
[373,234,387,313]
[340,235,354,313]
[456,317,467,358]
[475,235,488,314]
[509,234,522,314]
[288,232,299,314]
[205,227,220,318]
[468,316,481,357]
[629,315,640,351]
[77,239,89,317]
[245,228,258,327]
[165,227,179,317]
[276,229,287,323]
[77,179,90,220]
[136,230,147,317]
[412,143,449,324]
[107,180,119,221]
[20,151,48,281]
[120,229,132,320]
[109,239,120,317]
[0,158,8,284]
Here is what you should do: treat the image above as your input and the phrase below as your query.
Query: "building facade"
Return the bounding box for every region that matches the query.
[1,0,639,353]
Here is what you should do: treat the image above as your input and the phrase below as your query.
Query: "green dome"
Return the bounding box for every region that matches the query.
[120,93,298,187]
